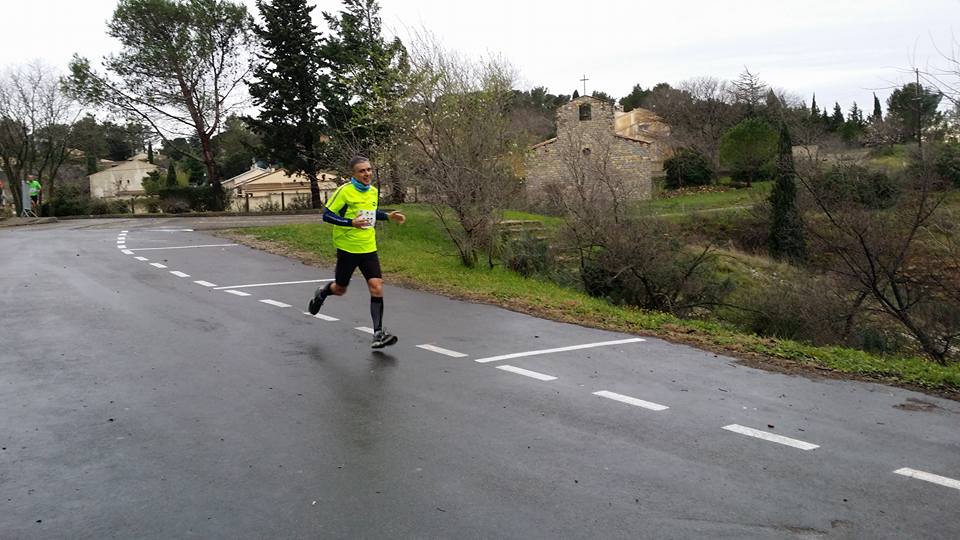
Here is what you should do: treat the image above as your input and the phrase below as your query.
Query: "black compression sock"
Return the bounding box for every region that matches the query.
[320,282,333,299]
[370,296,384,332]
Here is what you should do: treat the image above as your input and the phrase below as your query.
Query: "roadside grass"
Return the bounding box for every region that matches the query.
[228,203,960,397]
[640,180,772,217]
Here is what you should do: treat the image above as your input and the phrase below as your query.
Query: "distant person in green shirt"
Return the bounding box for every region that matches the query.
[28,176,41,211]
[308,156,406,349]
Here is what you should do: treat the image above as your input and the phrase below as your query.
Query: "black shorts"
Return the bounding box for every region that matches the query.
[334,249,382,287]
[30,195,39,203]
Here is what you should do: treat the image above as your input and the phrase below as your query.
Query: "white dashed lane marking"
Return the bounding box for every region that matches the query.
[416,344,468,358]
[129,243,238,251]
[260,299,292,308]
[121,250,134,255]
[170,271,190,278]
[213,279,333,290]
[474,338,645,363]
[304,312,339,321]
[723,424,819,451]
[134,257,149,261]
[355,326,375,334]
[593,390,669,411]
[894,468,960,491]
[194,281,218,287]
[224,290,251,297]
[496,365,558,381]
[149,263,168,269]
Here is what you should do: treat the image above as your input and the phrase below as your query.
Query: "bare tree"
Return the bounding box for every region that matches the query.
[647,77,738,168]
[798,163,959,363]
[403,37,523,268]
[0,61,80,214]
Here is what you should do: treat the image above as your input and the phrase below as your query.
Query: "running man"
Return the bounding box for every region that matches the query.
[27,175,41,212]
[308,156,406,349]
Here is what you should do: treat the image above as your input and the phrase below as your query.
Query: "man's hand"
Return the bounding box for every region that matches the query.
[352,216,371,228]
[388,211,406,225]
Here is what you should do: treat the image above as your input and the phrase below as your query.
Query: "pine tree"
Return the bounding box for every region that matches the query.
[320,0,409,166]
[247,0,329,208]
[769,122,806,262]
[831,102,845,131]
[573,89,580,99]
[166,161,177,187]
[147,141,154,164]
[810,93,819,118]
[871,93,883,122]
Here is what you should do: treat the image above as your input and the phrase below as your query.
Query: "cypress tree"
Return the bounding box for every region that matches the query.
[247,0,328,208]
[166,161,178,187]
[147,141,154,164]
[769,122,806,263]
[810,93,819,118]
[872,92,883,122]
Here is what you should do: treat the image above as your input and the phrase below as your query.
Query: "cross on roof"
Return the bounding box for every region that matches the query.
[580,74,589,96]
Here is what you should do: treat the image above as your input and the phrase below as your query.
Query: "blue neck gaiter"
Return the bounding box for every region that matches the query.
[351,178,370,192]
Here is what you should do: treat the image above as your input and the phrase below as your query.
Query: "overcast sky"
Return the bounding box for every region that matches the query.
[2,0,958,113]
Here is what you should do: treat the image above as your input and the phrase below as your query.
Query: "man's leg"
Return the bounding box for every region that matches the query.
[308,250,354,315]
[360,253,396,349]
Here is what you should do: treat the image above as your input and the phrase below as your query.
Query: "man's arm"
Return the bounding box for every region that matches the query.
[322,208,353,227]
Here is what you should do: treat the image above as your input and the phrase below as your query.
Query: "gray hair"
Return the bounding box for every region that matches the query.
[348,156,371,171]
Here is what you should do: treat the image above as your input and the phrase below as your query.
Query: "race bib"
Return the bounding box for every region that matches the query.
[358,209,376,228]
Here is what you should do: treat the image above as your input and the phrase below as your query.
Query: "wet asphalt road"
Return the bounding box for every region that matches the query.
[1,217,959,539]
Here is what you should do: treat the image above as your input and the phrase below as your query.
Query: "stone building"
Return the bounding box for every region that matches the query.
[524,95,669,202]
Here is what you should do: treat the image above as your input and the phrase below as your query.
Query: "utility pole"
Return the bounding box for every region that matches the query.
[916,68,923,157]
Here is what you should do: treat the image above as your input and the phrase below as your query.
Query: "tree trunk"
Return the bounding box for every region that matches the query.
[307,169,322,209]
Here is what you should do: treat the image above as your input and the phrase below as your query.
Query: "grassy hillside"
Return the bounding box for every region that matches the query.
[225,203,960,398]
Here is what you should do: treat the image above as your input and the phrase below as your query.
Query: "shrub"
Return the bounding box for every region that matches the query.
[157,185,225,212]
[581,218,734,318]
[286,194,313,211]
[932,142,960,187]
[502,233,552,278]
[823,165,900,209]
[160,197,191,214]
[719,118,778,185]
[664,148,714,189]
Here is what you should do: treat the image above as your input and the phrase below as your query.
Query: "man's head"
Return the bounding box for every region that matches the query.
[349,156,373,185]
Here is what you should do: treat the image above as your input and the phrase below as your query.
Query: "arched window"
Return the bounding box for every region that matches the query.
[579,104,591,121]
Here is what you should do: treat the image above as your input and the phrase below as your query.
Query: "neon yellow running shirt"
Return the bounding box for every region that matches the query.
[325,182,380,253]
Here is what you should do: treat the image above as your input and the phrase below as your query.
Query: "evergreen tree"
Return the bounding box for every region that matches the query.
[831,102,845,131]
[619,84,652,112]
[871,93,883,122]
[572,89,580,99]
[887,82,943,142]
[320,0,409,167]
[820,108,830,127]
[849,102,864,127]
[769,122,806,262]
[810,93,819,118]
[147,141,154,164]
[166,161,178,187]
[247,0,328,208]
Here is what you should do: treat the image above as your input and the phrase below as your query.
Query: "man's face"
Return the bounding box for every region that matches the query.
[352,161,373,185]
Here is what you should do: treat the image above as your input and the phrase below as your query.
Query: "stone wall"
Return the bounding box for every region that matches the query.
[525,96,656,202]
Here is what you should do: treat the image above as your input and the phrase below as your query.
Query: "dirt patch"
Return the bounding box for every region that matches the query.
[894,398,941,412]
[215,230,960,402]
